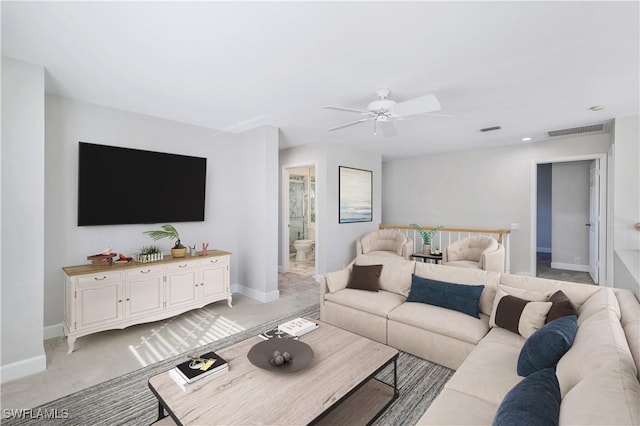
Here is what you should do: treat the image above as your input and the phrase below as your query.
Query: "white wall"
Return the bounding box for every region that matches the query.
[44,96,280,332]
[382,133,612,275]
[234,125,280,302]
[551,161,590,270]
[279,142,382,276]
[1,57,47,381]
[536,163,552,252]
[612,115,640,296]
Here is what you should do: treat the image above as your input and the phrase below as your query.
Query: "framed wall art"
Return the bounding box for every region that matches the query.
[339,166,372,223]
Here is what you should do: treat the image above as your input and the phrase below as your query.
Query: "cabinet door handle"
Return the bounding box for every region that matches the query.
[126,298,130,301]
[118,299,123,303]
[140,269,151,274]
[178,264,188,268]
[209,259,218,264]
[94,276,107,281]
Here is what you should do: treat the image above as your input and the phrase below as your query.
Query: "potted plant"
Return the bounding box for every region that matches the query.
[138,245,163,263]
[410,224,443,254]
[143,224,188,258]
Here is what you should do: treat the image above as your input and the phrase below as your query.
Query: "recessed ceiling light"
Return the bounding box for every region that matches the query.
[521,137,533,142]
[589,105,606,111]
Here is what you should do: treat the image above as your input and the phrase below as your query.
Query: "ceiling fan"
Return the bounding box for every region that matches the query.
[324,88,447,136]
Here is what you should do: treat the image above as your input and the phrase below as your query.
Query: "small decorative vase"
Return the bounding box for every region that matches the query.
[423,244,431,254]
[171,247,188,258]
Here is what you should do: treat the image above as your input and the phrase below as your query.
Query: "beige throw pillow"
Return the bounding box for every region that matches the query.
[490,288,552,338]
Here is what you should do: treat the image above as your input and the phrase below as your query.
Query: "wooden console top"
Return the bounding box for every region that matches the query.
[62,250,231,276]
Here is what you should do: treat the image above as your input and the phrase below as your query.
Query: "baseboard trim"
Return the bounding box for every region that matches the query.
[550,262,590,273]
[237,285,279,303]
[44,323,64,340]
[1,354,46,383]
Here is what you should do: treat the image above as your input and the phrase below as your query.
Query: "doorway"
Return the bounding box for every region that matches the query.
[531,154,607,285]
[283,164,317,278]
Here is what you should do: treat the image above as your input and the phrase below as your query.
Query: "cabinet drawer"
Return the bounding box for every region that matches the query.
[125,264,165,278]
[166,260,199,273]
[78,271,122,285]
[199,256,229,267]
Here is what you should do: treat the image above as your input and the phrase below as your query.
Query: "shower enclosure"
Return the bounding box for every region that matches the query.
[289,176,306,254]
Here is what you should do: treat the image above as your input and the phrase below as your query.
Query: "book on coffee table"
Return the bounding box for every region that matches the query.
[259,327,298,340]
[278,317,318,337]
[174,351,228,383]
[169,367,227,392]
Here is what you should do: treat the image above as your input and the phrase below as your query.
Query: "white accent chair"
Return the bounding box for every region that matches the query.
[442,236,505,272]
[356,229,413,260]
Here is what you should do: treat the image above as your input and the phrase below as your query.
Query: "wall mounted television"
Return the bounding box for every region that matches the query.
[78,142,207,226]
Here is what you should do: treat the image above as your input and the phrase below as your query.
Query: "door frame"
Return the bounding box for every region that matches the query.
[530,153,608,286]
[281,161,319,279]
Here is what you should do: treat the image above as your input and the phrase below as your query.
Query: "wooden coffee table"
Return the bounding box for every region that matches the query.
[148,319,399,425]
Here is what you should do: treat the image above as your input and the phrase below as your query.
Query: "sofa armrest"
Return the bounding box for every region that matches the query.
[356,240,364,256]
[320,276,329,320]
[480,244,505,272]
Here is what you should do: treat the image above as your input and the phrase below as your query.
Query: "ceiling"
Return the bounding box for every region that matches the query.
[2,1,638,160]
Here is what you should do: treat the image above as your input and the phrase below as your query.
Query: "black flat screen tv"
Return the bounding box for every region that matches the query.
[78,142,207,226]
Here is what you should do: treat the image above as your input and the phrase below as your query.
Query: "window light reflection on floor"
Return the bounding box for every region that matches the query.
[128,308,246,367]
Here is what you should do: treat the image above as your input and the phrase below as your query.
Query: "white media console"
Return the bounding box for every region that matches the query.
[63,250,231,353]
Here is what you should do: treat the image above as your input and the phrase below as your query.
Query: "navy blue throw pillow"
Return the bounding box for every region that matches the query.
[517,315,578,377]
[406,274,484,318]
[493,368,561,426]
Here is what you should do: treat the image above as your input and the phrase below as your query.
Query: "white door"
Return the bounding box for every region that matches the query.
[588,160,599,284]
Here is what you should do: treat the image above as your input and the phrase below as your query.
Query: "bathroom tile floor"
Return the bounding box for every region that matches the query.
[289,255,315,278]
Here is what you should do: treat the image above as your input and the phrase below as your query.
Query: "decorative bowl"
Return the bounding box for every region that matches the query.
[247,339,314,372]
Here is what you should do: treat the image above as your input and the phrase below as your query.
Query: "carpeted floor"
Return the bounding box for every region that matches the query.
[3,304,453,426]
[536,252,595,284]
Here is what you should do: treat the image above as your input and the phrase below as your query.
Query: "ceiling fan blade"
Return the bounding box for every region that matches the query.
[324,106,371,115]
[392,94,441,117]
[379,121,397,137]
[327,117,371,131]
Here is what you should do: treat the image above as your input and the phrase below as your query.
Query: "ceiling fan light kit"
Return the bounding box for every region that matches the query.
[324,88,445,136]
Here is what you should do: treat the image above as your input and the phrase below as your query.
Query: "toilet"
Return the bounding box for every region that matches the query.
[293,239,314,261]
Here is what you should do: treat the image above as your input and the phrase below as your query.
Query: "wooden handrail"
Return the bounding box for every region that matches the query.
[379,224,511,244]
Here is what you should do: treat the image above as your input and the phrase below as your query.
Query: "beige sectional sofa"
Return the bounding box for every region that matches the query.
[320,254,640,425]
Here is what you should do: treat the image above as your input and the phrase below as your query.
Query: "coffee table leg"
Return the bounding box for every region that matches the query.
[157,402,166,421]
[393,357,399,397]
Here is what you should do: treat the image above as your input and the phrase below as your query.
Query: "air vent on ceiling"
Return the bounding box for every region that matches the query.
[547,123,606,137]
[480,126,502,132]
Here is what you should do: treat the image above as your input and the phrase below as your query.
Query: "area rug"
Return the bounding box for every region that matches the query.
[4,304,453,426]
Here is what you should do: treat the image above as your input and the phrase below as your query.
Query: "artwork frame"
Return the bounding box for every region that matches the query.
[339,166,373,223]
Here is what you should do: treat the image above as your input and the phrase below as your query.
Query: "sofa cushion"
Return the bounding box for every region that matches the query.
[388,302,490,345]
[324,288,405,318]
[517,315,577,377]
[616,289,640,380]
[490,289,552,338]
[546,290,577,323]
[500,273,599,308]
[444,327,524,406]
[346,264,382,292]
[414,262,501,317]
[325,266,351,293]
[417,388,498,425]
[492,368,561,426]
[406,274,484,318]
[560,358,640,425]
[556,308,636,397]
[355,255,415,296]
[577,287,621,323]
